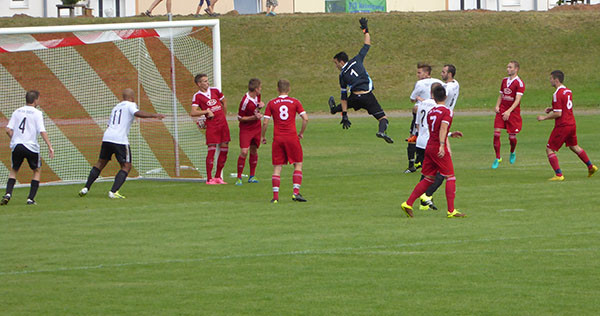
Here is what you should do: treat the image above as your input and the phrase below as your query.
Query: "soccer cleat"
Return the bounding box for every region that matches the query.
[414,162,422,170]
[492,158,502,169]
[401,201,414,218]
[588,165,598,178]
[405,135,417,143]
[376,132,394,144]
[270,199,278,204]
[509,152,516,164]
[206,178,219,185]
[248,176,259,183]
[213,178,228,184]
[447,209,466,218]
[108,191,126,199]
[26,199,36,205]
[292,193,307,202]
[78,187,88,197]
[1,193,11,206]
[328,96,337,114]
[419,194,438,210]
[404,167,417,174]
[548,175,565,181]
[419,204,430,211]
[235,178,243,186]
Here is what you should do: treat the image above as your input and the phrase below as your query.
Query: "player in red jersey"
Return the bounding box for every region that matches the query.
[235,78,264,185]
[190,74,230,185]
[536,70,597,181]
[492,61,524,169]
[401,85,466,218]
[261,79,309,203]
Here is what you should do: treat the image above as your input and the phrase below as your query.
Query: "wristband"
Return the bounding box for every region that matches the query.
[440,142,445,145]
[448,132,452,137]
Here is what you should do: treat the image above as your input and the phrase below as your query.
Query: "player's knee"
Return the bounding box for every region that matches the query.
[373,112,386,120]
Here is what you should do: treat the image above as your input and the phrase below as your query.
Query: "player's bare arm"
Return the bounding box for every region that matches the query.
[495,94,502,113]
[40,131,54,159]
[438,122,449,158]
[537,110,561,122]
[190,105,214,118]
[298,113,308,139]
[134,110,166,120]
[261,117,270,144]
[502,94,522,121]
[5,127,13,138]
[221,97,227,113]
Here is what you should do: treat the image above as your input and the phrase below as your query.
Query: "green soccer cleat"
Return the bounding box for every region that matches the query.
[235,178,243,186]
[447,209,466,218]
[419,204,430,211]
[1,193,11,206]
[270,199,278,204]
[292,193,307,202]
[248,176,259,183]
[419,193,438,210]
[401,201,414,218]
[509,152,516,164]
[492,158,502,169]
[108,191,126,199]
[589,165,598,178]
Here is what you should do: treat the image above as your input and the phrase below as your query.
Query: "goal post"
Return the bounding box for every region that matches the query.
[0,20,220,186]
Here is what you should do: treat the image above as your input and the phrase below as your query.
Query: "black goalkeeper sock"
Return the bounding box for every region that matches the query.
[407,143,416,168]
[85,167,101,190]
[378,118,389,134]
[110,170,128,193]
[5,178,16,195]
[409,112,417,134]
[28,180,39,200]
[425,173,445,196]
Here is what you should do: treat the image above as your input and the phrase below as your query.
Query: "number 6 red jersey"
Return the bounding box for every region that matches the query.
[552,85,576,128]
[264,95,306,139]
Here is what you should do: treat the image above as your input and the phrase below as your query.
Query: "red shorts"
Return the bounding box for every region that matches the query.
[239,128,261,149]
[421,146,454,177]
[272,137,303,165]
[205,123,231,145]
[494,112,522,134]
[547,125,577,152]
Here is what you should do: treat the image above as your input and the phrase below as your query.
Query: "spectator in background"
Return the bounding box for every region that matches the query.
[196,0,211,17]
[204,0,220,16]
[266,0,278,16]
[142,0,171,17]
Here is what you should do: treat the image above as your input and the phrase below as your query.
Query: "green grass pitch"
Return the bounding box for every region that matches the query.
[1,114,599,315]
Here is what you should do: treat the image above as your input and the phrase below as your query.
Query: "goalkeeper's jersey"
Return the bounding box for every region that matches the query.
[339,44,373,100]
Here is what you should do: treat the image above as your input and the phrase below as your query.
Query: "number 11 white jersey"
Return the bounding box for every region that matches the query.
[7,105,46,153]
[102,101,139,145]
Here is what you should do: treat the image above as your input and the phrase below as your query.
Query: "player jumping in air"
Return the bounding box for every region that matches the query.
[401,85,466,218]
[492,61,524,169]
[2,90,54,205]
[236,78,264,185]
[262,79,309,203]
[79,88,165,199]
[328,17,393,144]
[536,70,597,180]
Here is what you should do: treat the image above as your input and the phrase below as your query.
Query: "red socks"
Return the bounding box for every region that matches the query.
[493,131,501,159]
[293,170,302,195]
[445,176,456,212]
[237,155,246,179]
[215,147,228,179]
[548,152,562,176]
[206,146,216,180]
[249,153,258,177]
[577,150,593,168]
[272,175,281,200]
[407,177,434,206]
[509,134,517,153]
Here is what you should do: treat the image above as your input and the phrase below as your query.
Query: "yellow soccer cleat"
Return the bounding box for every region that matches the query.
[588,165,598,178]
[447,209,466,218]
[108,191,126,199]
[548,175,565,181]
[401,201,414,218]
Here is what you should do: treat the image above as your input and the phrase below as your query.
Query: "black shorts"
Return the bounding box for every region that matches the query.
[12,144,41,171]
[347,92,386,120]
[99,142,132,163]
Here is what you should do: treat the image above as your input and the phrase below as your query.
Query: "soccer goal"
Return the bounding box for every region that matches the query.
[0,20,220,185]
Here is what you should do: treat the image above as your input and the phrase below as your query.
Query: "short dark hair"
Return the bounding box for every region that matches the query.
[432,85,446,102]
[550,70,564,83]
[509,60,520,69]
[248,78,261,92]
[277,79,290,93]
[26,90,40,104]
[333,52,348,63]
[194,73,208,84]
[430,82,443,94]
[418,63,432,75]
[444,64,456,77]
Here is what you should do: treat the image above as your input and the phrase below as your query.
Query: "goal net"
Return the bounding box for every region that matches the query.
[0,20,220,186]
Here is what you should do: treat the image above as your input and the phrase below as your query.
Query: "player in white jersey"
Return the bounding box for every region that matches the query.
[405,63,444,173]
[79,89,165,199]
[2,91,54,206]
[442,64,460,112]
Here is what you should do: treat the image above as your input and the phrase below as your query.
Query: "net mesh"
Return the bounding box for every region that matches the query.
[0,24,214,185]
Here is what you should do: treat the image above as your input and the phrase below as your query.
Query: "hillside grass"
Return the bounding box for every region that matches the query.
[1,11,599,113]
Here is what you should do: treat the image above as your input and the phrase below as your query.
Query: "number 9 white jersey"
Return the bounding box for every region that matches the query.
[7,105,46,153]
[102,101,139,145]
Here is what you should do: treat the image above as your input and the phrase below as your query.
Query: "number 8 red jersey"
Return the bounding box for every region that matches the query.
[264,95,306,138]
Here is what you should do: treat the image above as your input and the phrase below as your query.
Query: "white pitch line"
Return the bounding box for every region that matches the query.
[1,231,598,276]
[498,209,526,212]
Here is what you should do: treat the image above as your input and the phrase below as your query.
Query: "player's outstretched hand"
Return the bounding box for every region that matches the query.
[48,148,54,159]
[359,17,369,33]
[450,131,463,138]
[155,113,166,120]
[536,115,545,121]
[341,112,351,129]
[261,137,267,145]
[544,107,552,114]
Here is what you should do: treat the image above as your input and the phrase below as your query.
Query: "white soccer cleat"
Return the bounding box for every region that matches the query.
[79,187,88,197]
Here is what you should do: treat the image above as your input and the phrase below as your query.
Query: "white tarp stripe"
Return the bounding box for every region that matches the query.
[154,27,194,39]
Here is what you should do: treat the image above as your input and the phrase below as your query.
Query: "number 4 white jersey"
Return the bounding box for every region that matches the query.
[102,101,139,145]
[7,105,46,153]
[444,79,460,112]
[415,99,437,149]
